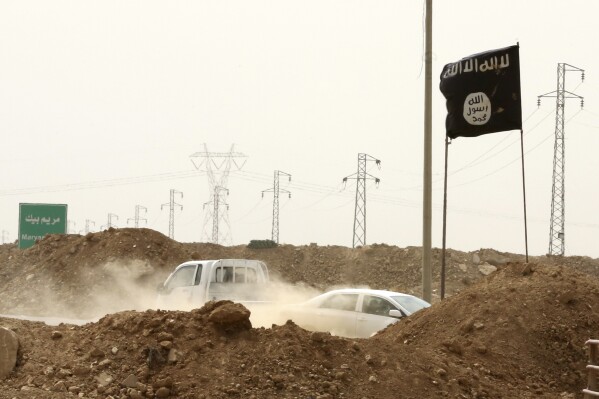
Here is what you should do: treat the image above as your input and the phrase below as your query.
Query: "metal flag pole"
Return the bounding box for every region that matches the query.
[441,135,450,299]
[520,129,529,263]
[517,43,529,263]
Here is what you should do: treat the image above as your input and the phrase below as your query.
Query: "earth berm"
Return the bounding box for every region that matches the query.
[1,227,598,398]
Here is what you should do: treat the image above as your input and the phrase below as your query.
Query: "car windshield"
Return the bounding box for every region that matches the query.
[390,295,430,314]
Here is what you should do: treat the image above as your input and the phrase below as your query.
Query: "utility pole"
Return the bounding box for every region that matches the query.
[262,170,291,244]
[67,220,76,234]
[538,63,584,256]
[85,219,95,234]
[343,153,381,248]
[127,205,147,228]
[162,189,183,239]
[422,0,433,303]
[1,230,8,244]
[190,144,247,245]
[107,213,119,229]
[203,186,228,244]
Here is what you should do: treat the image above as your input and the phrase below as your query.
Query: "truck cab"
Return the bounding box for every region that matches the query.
[156,259,270,310]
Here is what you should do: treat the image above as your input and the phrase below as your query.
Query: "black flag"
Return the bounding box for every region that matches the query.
[439,45,522,139]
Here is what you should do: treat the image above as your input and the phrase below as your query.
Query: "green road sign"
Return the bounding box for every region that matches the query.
[18,203,68,249]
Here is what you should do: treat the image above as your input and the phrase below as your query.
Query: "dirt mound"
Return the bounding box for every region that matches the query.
[1,228,599,397]
[0,263,595,398]
[1,228,599,320]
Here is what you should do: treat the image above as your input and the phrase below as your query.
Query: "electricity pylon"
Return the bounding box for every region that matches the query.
[203,186,228,244]
[343,153,381,248]
[538,63,584,256]
[85,220,95,234]
[262,170,291,244]
[161,189,183,239]
[127,205,147,228]
[106,213,118,229]
[190,144,247,244]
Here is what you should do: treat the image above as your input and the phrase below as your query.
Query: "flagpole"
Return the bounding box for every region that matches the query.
[441,136,449,299]
[520,129,529,262]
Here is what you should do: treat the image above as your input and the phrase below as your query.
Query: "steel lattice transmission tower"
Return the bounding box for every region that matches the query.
[203,186,229,244]
[106,213,118,229]
[85,219,95,234]
[262,170,291,244]
[162,189,183,239]
[127,205,147,228]
[343,153,381,248]
[538,63,584,256]
[190,144,247,244]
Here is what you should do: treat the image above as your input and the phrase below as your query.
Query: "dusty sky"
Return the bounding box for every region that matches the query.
[1,0,598,258]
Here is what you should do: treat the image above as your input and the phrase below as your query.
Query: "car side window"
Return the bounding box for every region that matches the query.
[246,268,257,283]
[194,265,203,285]
[166,265,196,290]
[215,266,234,283]
[362,295,396,316]
[319,294,358,311]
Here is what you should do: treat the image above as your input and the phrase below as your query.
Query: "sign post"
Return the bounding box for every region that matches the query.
[18,203,68,249]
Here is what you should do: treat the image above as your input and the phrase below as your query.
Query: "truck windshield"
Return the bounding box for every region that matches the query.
[166,265,196,290]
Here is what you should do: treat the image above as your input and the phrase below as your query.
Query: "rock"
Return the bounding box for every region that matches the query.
[472,253,481,264]
[90,347,104,358]
[458,263,467,272]
[159,340,173,350]
[155,387,170,397]
[51,331,63,339]
[478,263,497,276]
[208,302,251,326]
[156,332,174,342]
[94,371,113,387]
[167,348,183,363]
[121,374,138,388]
[0,327,19,379]
[51,380,67,392]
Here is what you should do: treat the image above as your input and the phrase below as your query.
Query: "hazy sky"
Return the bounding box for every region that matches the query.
[1,1,598,258]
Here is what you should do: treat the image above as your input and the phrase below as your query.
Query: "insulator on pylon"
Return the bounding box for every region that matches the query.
[581,71,585,81]
[537,98,541,108]
[581,99,584,109]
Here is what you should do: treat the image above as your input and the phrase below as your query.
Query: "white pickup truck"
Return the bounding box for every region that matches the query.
[155,259,271,310]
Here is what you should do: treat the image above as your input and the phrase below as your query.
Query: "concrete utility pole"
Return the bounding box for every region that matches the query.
[538,63,584,256]
[262,170,291,244]
[85,220,95,234]
[107,213,119,229]
[343,153,381,248]
[422,0,433,303]
[162,189,183,239]
[190,144,247,245]
[127,205,147,228]
[67,220,76,234]
[1,230,9,244]
[203,186,228,244]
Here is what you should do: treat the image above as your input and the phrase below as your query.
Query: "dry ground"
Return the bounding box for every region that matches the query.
[1,227,599,398]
